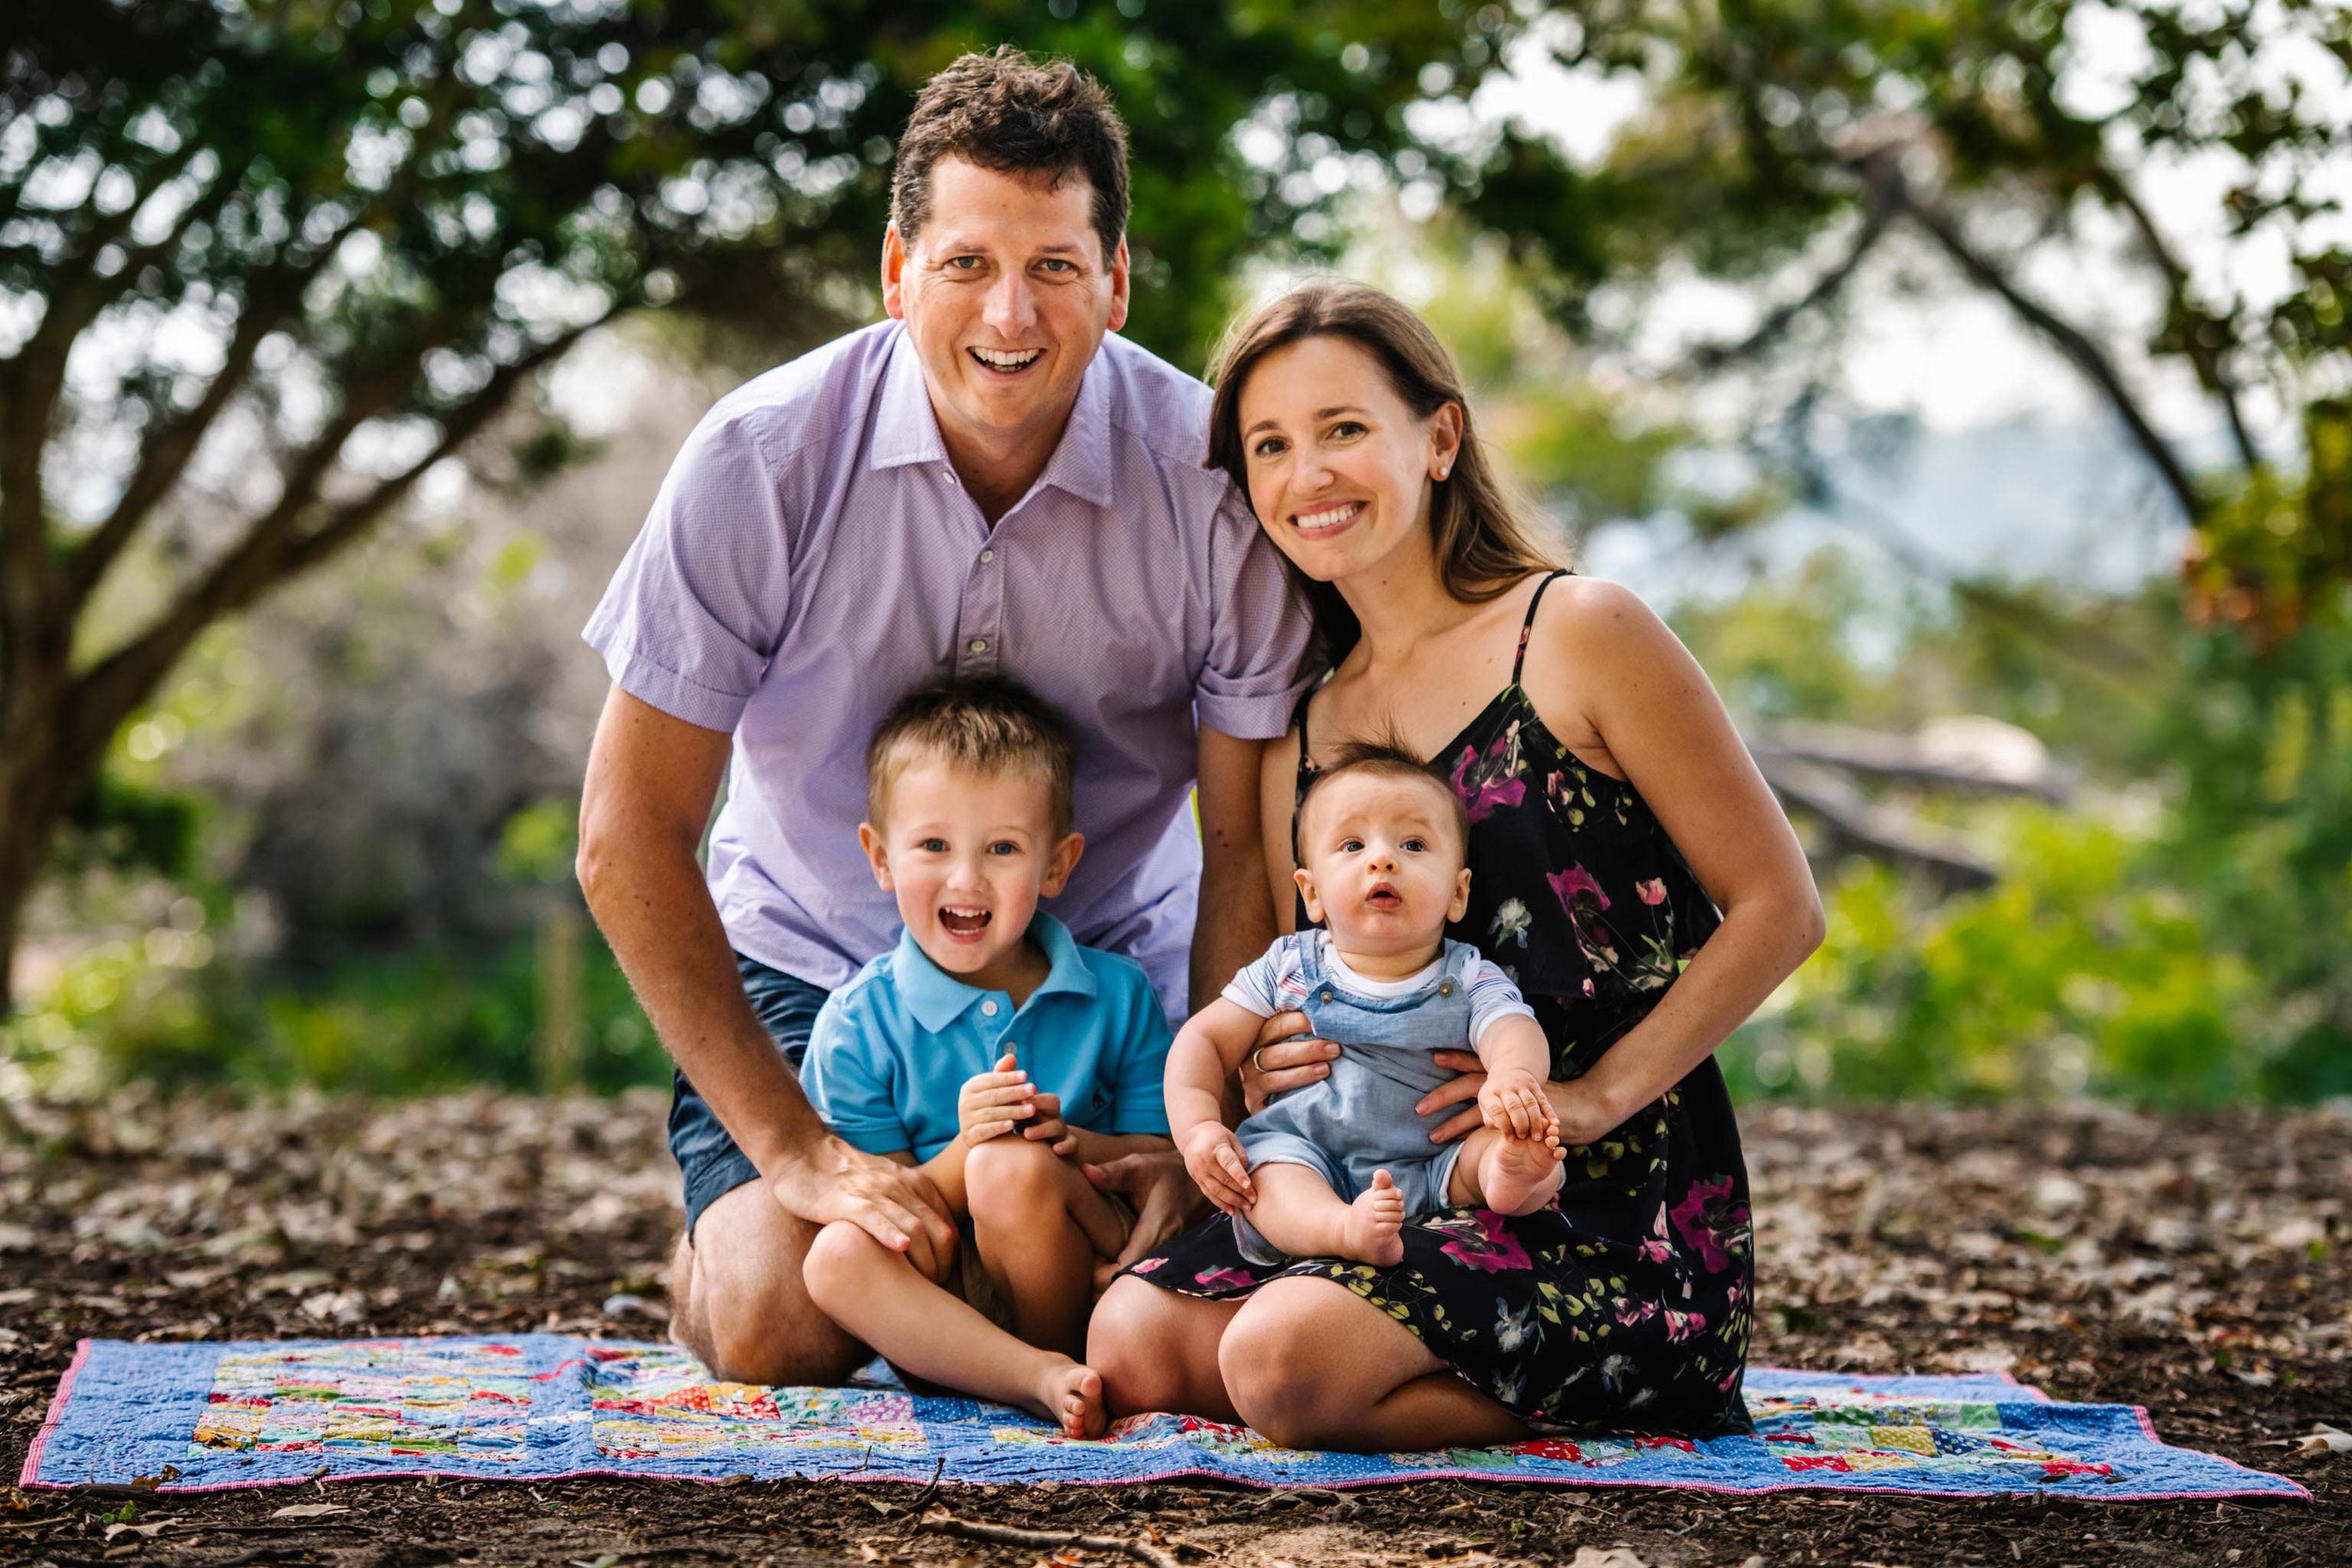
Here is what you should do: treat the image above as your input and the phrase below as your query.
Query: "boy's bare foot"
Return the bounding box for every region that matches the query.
[1335,1169,1406,1266]
[1033,1358,1107,1439]
[1480,1129,1565,1215]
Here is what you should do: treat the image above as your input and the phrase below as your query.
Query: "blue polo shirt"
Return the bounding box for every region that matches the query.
[799,912,1173,1163]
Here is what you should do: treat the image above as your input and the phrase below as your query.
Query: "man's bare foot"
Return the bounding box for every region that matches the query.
[1479,1130,1565,1215]
[1335,1169,1407,1266]
[1032,1358,1107,1438]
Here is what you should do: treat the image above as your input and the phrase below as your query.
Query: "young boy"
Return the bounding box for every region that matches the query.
[1166,743,1565,1268]
[798,678,1173,1438]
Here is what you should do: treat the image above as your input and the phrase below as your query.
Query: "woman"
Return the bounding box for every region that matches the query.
[1086,280,1824,1449]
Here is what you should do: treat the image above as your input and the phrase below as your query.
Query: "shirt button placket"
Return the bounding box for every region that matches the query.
[957,535,1005,676]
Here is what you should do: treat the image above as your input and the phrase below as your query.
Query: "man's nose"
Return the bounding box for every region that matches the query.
[984,273,1037,335]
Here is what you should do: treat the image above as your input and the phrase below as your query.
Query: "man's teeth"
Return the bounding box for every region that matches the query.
[971,347,1041,370]
[1295,502,1359,531]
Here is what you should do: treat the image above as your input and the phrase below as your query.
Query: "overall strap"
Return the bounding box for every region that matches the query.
[1510,570,1572,687]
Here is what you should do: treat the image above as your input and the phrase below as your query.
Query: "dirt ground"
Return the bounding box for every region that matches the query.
[1,1091,2344,1567]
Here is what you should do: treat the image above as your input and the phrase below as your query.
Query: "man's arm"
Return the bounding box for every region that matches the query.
[577,686,957,1274]
[1191,722,1279,1010]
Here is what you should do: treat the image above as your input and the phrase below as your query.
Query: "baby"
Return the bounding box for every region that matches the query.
[798,677,1174,1438]
[1166,743,1565,1266]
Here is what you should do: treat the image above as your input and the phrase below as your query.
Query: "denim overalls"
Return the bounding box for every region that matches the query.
[1232,933,1480,1264]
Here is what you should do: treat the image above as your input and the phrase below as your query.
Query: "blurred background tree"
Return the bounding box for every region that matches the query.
[6,0,2347,1106]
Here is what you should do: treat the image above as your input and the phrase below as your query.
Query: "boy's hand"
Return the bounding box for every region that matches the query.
[1019,1091,1077,1156]
[1480,1066,1557,1141]
[957,1053,1034,1144]
[1177,1122,1255,1215]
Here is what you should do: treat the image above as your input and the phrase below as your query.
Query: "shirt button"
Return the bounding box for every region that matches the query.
[978,548,994,564]
[969,638,988,654]
[980,1000,999,1017]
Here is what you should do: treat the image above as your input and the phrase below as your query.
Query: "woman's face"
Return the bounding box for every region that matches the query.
[1233,334,1462,586]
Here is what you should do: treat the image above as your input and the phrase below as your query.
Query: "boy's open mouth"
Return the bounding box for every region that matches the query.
[940,906,993,938]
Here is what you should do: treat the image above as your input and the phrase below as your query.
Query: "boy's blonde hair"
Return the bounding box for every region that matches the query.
[865,676,1078,835]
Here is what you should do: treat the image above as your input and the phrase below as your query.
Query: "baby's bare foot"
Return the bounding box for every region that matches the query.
[1033,1358,1106,1439]
[1335,1169,1406,1266]
[1481,1128,1565,1215]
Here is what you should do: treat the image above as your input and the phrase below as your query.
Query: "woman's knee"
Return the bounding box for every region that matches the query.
[964,1134,1067,1227]
[1218,1296,1375,1448]
[1089,1278,1207,1415]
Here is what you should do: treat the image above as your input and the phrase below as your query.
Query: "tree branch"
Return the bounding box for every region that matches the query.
[1685,202,1892,373]
[1854,150,2204,524]
[2090,163,2264,472]
[1759,754,1999,895]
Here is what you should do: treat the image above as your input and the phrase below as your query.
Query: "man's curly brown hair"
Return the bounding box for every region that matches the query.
[892,46,1130,266]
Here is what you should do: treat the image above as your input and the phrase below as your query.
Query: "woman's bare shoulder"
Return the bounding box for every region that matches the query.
[1534,575,1677,664]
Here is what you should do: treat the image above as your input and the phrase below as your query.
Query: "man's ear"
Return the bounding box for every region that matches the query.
[882,224,909,320]
[1293,865,1326,926]
[1104,234,1131,334]
[858,822,894,890]
[1449,864,1473,924]
[1041,831,1087,897]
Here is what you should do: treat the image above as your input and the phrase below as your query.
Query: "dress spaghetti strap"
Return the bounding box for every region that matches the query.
[1511,569,1572,687]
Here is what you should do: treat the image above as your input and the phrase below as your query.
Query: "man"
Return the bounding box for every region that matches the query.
[578,48,1313,1386]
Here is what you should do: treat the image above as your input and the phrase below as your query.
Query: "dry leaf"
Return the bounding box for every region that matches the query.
[2296,1424,2351,1456]
[1566,1550,1649,1568]
[270,1502,353,1519]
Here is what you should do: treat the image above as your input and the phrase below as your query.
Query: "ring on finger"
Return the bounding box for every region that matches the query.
[1248,1046,1272,1075]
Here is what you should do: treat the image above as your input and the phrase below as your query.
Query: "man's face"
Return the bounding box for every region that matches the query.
[883,157,1130,461]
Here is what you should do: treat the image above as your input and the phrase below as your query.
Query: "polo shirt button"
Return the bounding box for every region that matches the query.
[969,638,988,654]
[980,1000,999,1016]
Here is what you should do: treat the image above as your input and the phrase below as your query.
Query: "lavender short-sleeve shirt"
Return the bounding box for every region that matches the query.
[583,321,1314,1020]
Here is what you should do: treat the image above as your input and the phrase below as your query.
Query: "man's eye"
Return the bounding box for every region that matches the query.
[946,255,984,271]
[1037,258,1075,274]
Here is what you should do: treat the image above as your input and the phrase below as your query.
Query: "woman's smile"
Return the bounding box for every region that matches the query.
[1292,499,1365,538]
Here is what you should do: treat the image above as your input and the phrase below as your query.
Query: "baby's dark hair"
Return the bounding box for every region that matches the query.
[866,675,1077,835]
[1296,736,1470,856]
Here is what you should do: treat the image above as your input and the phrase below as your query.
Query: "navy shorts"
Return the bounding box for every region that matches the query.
[669,953,830,1239]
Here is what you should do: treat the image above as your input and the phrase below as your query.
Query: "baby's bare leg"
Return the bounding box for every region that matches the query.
[1249,1163,1406,1267]
[802,1220,1104,1438]
[966,1136,1130,1358]
[1445,1127,1565,1215]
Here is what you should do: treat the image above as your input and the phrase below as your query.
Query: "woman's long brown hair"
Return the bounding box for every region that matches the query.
[1205,278,1561,663]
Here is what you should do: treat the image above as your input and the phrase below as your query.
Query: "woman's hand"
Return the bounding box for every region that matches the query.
[1415,1050,1488,1144]
[1176,1121,1257,1215]
[1238,1010,1337,1114]
[1082,1149,1209,1295]
[956,1052,1032,1144]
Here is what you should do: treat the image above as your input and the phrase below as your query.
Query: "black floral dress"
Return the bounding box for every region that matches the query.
[1126,572,1756,1435]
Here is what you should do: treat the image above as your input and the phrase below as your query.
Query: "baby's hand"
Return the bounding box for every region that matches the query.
[1177,1122,1256,1215]
[957,1052,1033,1144]
[1480,1067,1558,1143]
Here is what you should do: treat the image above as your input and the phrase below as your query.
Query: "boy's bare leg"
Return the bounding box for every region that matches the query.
[1247,1163,1406,1266]
[965,1137,1130,1358]
[1445,1127,1565,1215]
[802,1221,1104,1437]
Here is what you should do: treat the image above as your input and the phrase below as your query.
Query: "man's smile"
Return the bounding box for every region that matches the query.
[969,346,1043,375]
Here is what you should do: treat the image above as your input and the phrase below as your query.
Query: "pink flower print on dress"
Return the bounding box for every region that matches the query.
[1450,731,1527,823]
[1634,878,1668,906]
[1129,1256,1165,1275]
[1669,1176,1744,1273]
[1548,863,1611,913]
[1663,1307,1708,1343]
[1432,1209,1533,1274]
[1192,1266,1256,1291]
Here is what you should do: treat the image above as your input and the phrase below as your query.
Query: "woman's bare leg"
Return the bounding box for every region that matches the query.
[1087,1274,1244,1421]
[1219,1275,1530,1451]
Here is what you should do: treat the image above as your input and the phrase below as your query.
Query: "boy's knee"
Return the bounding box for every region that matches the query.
[800,1220,882,1308]
[964,1134,1068,1226]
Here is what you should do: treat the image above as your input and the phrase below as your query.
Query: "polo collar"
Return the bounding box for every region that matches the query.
[892,910,1099,1033]
[865,325,1116,510]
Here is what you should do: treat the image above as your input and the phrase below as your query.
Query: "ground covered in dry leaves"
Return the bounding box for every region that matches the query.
[1,1092,2344,1567]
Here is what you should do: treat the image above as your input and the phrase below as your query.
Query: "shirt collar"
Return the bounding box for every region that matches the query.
[866,325,1116,510]
[892,910,1098,1033]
